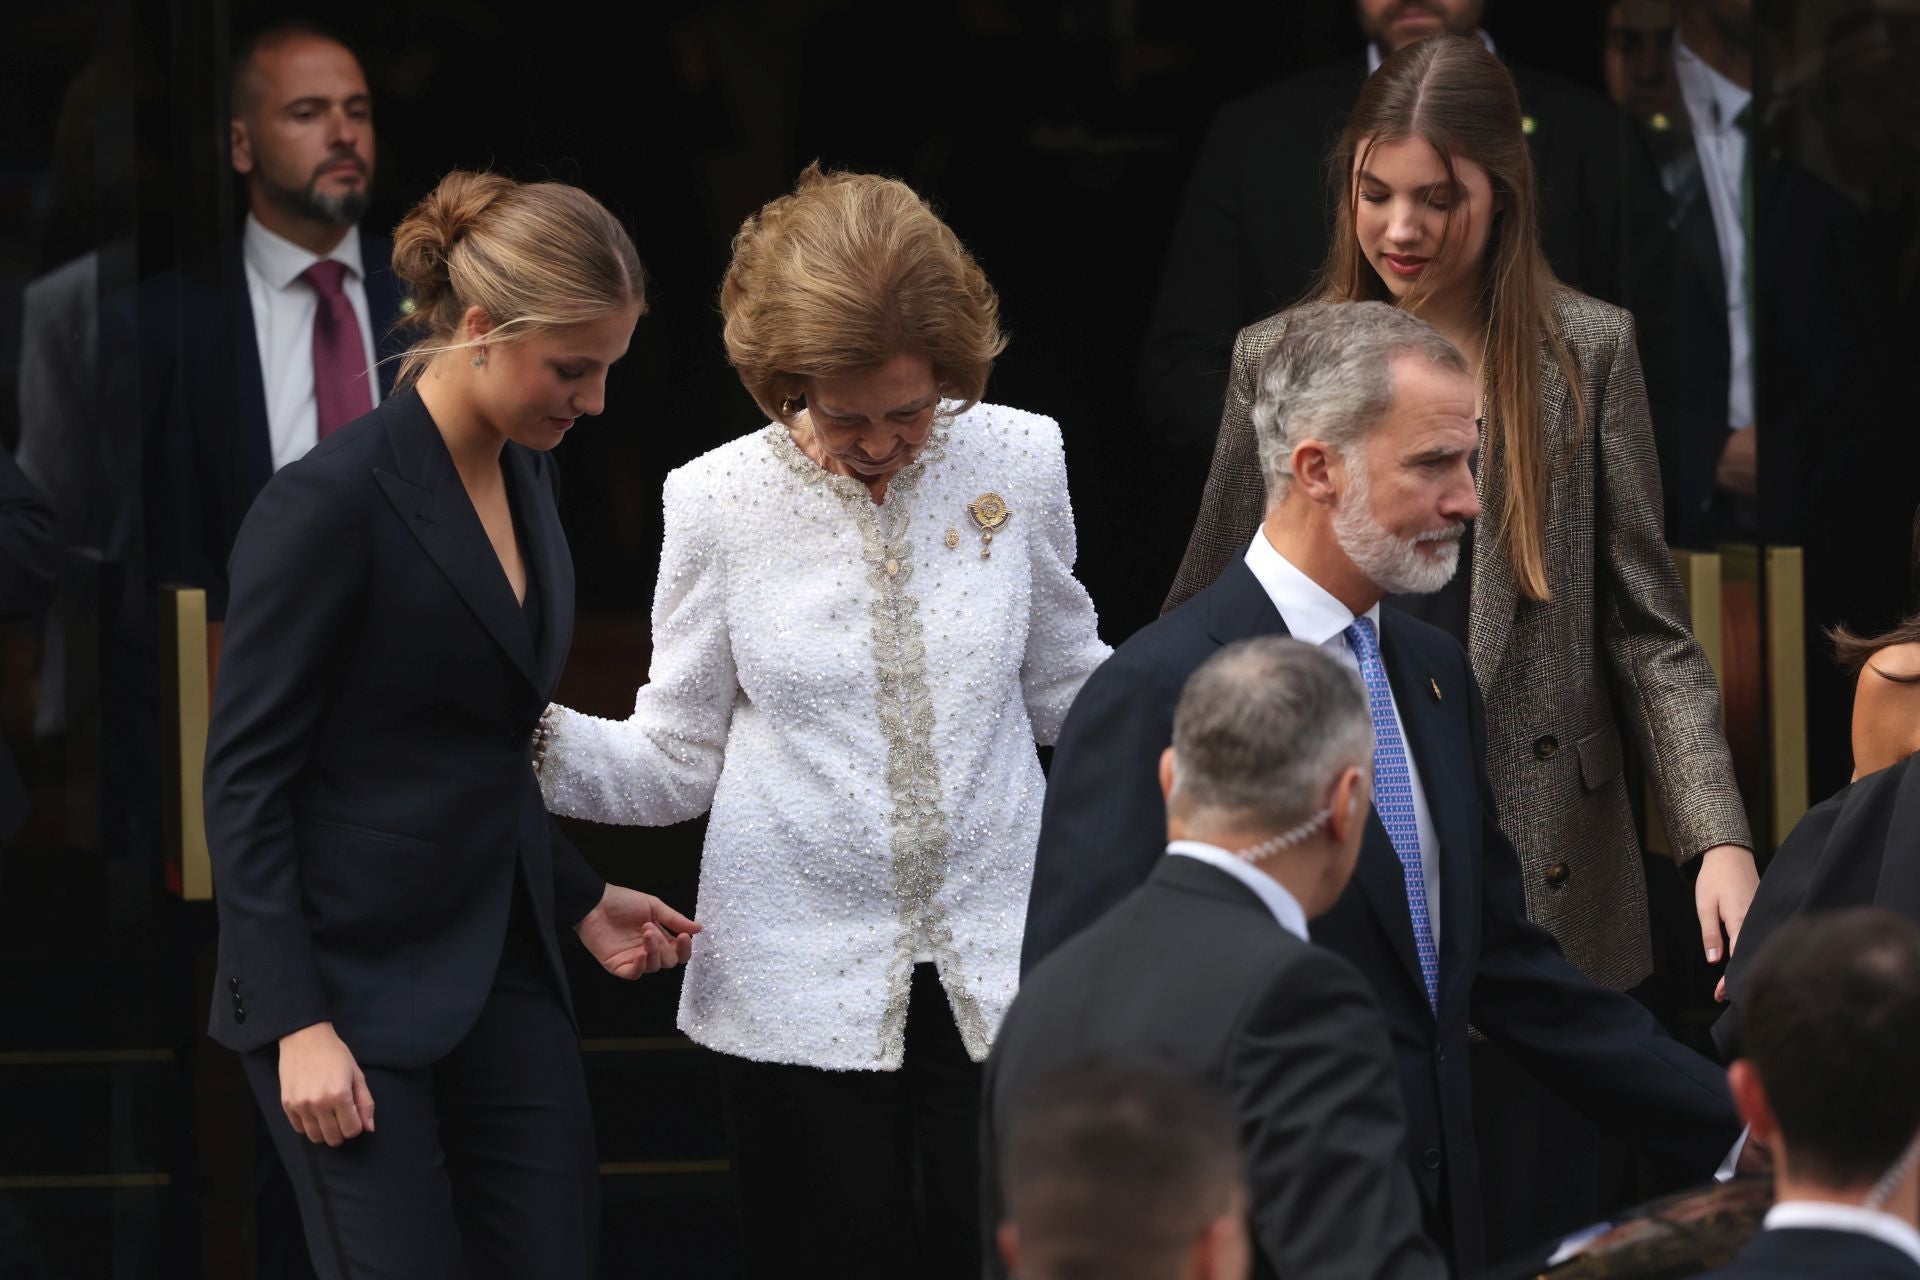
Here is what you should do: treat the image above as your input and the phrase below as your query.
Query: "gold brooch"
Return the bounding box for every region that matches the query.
[966,493,1012,559]
[944,528,960,550]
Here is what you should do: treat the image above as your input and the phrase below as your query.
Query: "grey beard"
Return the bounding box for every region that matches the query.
[1332,468,1464,596]
[260,172,369,226]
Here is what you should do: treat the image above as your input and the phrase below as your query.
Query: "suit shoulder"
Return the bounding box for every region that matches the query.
[665,428,777,504]
[1550,285,1635,351]
[1508,61,1619,128]
[1233,311,1293,364]
[946,402,1064,477]
[1104,604,1212,687]
[1215,59,1362,130]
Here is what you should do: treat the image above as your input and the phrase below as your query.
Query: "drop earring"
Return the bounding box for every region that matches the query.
[472,349,487,368]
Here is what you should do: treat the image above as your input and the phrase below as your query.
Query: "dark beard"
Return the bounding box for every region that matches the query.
[259,171,370,226]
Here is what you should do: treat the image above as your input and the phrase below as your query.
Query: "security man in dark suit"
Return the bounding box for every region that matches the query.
[1142,0,1674,462]
[146,21,407,618]
[987,637,1445,1280]
[1703,908,1920,1280]
[1023,301,1740,1276]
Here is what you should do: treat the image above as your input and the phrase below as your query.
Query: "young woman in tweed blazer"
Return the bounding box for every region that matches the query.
[1163,34,1756,994]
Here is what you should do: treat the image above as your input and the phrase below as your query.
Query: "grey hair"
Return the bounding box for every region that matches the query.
[1169,637,1373,836]
[1250,300,1469,499]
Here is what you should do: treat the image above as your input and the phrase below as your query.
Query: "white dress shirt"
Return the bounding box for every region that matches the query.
[1673,38,1754,433]
[1244,530,1441,938]
[1165,840,1310,940]
[241,214,381,472]
[1763,1202,1920,1269]
[540,404,1110,1071]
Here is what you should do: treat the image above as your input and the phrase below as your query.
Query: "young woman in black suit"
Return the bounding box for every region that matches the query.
[203,170,697,1278]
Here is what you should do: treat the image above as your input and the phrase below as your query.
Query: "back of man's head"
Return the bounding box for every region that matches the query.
[1737,908,1920,1192]
[1169,636,1371,843]
[1001,1061,1249,1280]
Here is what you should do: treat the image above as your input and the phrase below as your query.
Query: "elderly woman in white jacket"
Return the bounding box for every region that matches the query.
[534,164,1108,1277]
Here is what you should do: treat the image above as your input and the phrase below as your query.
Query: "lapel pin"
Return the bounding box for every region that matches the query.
[944,528,960,550]
[966,493,1012,559]
[1429,677,1443,702]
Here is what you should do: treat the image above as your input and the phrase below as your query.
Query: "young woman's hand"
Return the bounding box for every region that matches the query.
[278,1021,375,1146]
[576,884,701,979]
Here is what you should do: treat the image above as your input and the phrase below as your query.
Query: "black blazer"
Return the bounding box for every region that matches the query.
[1699,1226,1920,1279]
[1713,754,1920,1058]
[1141,54,1675,457]
[1021,558,1740,1276]
[0,451,62,834]
[146,227,408,616]
[986,855,1444,1280]
[203,387,605,1068]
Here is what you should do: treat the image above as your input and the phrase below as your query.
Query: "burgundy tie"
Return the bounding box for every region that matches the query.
[301,259,372,438]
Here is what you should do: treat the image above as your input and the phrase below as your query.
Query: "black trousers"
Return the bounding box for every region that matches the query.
[717,963,982,1280]
[243,896,597,1280]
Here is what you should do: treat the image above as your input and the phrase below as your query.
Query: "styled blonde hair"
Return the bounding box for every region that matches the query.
[1316,35,1583,603]
[719,162,1007,422]
[389,170,645,388]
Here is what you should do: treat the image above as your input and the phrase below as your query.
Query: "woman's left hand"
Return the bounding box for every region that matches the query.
[576,884,701,979]
[1695,843,1759,968]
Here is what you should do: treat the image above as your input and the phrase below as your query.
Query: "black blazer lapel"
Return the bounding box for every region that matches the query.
[505,445,575,699]
[374,390,541,688]
[1378,610,1480,1014]
[1202,557,1288,646]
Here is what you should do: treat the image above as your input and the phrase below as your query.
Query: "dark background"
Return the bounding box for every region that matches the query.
[1,1,1910,1276]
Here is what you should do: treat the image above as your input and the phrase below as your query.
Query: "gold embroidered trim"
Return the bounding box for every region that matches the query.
[763,421,989,1061]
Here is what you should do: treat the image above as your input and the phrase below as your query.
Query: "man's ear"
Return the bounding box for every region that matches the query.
[1326,763,1365,843]
[1158,747,1178,806]
[230,119,254,176]
[1728,1060,1779,1146]
[1291,439,1342,505]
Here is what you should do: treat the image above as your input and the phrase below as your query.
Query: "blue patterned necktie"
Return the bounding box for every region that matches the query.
[1345,616,1440,1009]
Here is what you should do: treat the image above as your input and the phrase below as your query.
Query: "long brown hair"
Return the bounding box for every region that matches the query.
[1315,35,1582,602]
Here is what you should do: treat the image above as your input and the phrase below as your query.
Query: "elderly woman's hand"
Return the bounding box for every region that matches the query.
[575,883,701,979]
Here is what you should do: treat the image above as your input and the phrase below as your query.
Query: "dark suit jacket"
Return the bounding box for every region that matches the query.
[203,387,605,1068]
[1713,754,1920,1058]
[1142,54,1675,457]
[0,452,63,834]
[1021,559,1740,1275]
[986,855,1444,1280]
[1698,1226,1920,1279]
[147,227,408,617]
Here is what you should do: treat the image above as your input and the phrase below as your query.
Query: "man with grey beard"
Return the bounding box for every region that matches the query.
[1021,301,1742,1277]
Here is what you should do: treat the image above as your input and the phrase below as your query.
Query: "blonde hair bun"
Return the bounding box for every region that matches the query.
[387,169,646,388]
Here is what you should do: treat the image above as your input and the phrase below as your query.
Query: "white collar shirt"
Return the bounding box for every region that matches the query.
[1165,840,1310,941]
[1243,530,1440,938]
[1672,37,1755,432]
[242,213,382,472]
[1763,1202,1920,1269]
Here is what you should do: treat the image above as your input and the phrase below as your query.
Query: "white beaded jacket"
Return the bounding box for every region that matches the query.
[540,403,1109,1071]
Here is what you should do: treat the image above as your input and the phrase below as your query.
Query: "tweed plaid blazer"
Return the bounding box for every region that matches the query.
[1163,287,1750,987]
